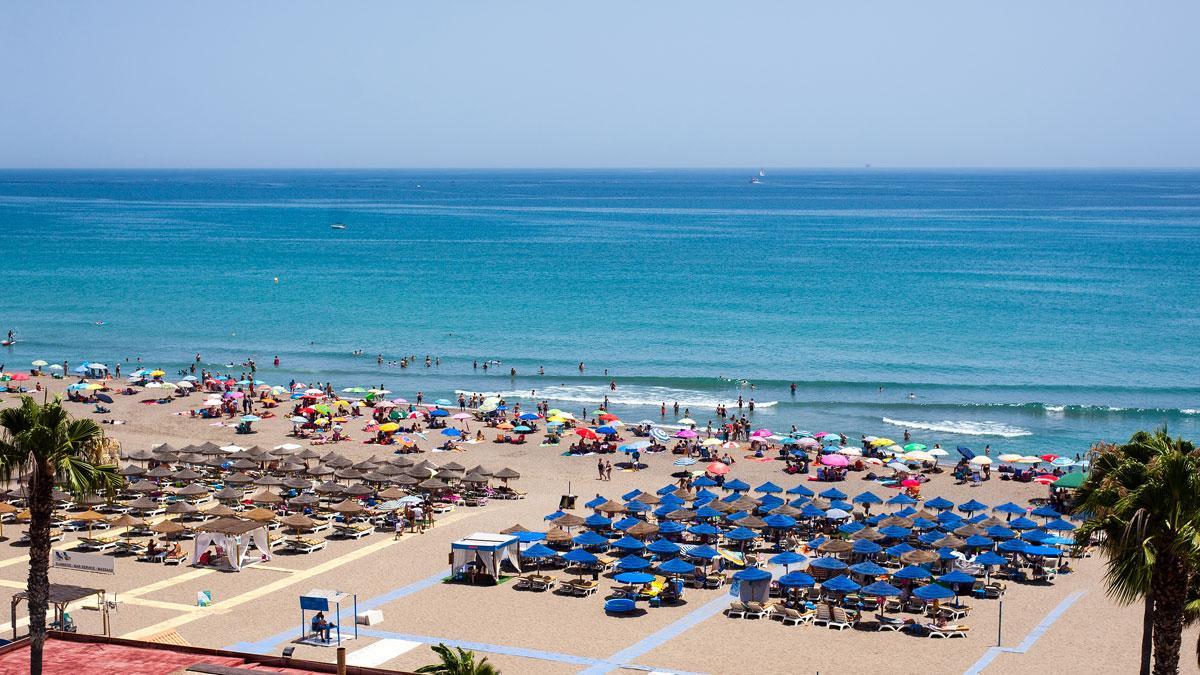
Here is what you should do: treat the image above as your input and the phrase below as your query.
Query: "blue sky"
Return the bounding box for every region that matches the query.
[1,1,1197,168]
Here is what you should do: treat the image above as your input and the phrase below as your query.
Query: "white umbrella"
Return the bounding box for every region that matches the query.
[969,456,993,466]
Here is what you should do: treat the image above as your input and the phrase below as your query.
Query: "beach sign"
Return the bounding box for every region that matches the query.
[197,590,212,607]
[51,550,115,575]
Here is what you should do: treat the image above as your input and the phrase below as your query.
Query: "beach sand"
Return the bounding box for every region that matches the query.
[1,375,1197,675]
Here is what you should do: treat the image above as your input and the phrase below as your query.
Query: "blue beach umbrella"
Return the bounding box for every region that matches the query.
[733,567,773,582]
[596,426,618,435]
[777,571,816,588]
[584,514,612,528]
[1009,517,1039,531]
[584,496,607,509]
[755,481,783,494]
[800,504,826,519]
[975,551,1007,566]
[993,502,1027,517]
[616,555,653,571]
[515,531,546,543]
[849,561,889,577]
[852,539,883,555]
[562,548,599,565]
[786,484,815,497]
[658,521,685,534]
[614,571,656,585]
[614,517,642,531]
[687,523,720,537]
[914,583,956,601]
[893,565,934,581]
[725,527,759,542]
[428,409,449,418]
[612,536,647,551]
[819,487,848,500]
[1022,530,1053,543]
[519,413,540,420]
[885,543,915,557]
[879,525,911,539]
[724,479,750,492]
[658,557,696,576]
[1042,519,1076,532]
[852,491,883,506]
[725,511,749,523]
[572,531,610,547]
[998,538,1028,553]
[696,506,723,519]
[624,501,650,513]
[769,551,808,568]
[522,543,558,559]
[821,575,862,594]
[513,426,532,433]
[764,514,797,529]
[861,581,903,597]
[911,517,938,531]
[440,428,463,437]
[646,539,681,556]
[887,494,917,507]
[1023,545,1063,557]
[925,496,955,511]
[693,476,718,487]
[759,495,784,510]
[958,499,988,514]
[685,545,720,560]
[838,521,865,535]
[808,556,848,571]
[965,535,994,548]
[986,525,1016,540]
[938,570,976,586]
[917,532,942,546]
[1031,505,1062,519]
[544,510,565,521]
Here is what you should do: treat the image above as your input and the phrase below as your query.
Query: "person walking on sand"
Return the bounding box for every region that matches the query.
[604,460,613,481]
[597,457,606,481]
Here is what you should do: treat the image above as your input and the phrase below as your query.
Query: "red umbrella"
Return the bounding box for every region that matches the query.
[1033,474,1058,485]
[10,373,30,381]
[901,478,921,488]
[706,462,731,476]
[575,428,598,440]
[298,407,317,415]
[1039,454,1059,463]
[598,413,619,421]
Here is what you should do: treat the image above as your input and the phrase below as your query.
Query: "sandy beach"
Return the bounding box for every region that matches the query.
[0,373,1196,675]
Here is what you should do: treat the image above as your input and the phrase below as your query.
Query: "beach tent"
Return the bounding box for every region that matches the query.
[451,532,521,581]
[192,518,272,571]
[732,566,773,603]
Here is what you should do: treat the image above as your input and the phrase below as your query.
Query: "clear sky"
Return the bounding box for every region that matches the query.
[1,1,1197,168]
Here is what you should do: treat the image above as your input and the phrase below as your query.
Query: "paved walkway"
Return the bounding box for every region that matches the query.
[962,590,1086,675]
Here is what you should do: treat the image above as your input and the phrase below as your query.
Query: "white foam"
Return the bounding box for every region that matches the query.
[1043,405,1065,413]
[1182,409,1199,415]
[454,384,776,411]
[881,417,1032,438]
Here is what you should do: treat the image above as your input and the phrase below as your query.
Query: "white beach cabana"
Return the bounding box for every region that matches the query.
[450,532,521,581]
[191,517,272,571]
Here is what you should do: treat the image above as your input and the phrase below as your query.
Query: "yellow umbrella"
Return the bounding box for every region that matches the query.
[332,400,350,409]
[547,416,567,423]
[149,369,165,377]
[870,438,895,447]
[314,417,330,425]
[83,383,103,390]
[378,422,399,433]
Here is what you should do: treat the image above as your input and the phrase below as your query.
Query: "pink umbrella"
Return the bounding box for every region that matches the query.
[706,462,731,475]
[750,429,772,438]
[391,398,409,404]
[675,429,698,439]
[819,454,849,467]
[224,391,244,399]
[452,413,472,420]
[798,438,820,449]
[813,432,833,438]
[10,373,30,381]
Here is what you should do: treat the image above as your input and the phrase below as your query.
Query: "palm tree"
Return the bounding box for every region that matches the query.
[416,643,499,675]
[0,396,120,675]
[1073,430,1200,675]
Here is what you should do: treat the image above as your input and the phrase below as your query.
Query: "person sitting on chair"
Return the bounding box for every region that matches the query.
[312,611,332,641]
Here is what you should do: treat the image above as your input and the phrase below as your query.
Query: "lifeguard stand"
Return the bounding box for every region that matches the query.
[298,588,358,646]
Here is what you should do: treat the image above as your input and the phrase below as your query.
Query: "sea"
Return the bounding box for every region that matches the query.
[2,169,1198,458]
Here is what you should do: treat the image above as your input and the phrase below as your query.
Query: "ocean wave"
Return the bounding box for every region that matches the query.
[454,384,777,411]
[881,417,1033,438]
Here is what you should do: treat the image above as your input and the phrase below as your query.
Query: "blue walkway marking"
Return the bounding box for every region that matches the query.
[962,590,1086,675]
[226,568,449,654]
[227,567,703,674]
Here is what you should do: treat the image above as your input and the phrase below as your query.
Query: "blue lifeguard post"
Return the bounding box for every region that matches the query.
[299,588,358,646]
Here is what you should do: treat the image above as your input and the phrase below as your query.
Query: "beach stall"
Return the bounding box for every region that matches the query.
[191,518,273,571]
[298,588,358,646]
[450,532,521,584]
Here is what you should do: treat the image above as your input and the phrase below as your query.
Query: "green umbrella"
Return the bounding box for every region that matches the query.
[903,443,926,452]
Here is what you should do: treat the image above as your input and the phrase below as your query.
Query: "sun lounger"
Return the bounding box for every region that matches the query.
[828,606,855,631]
[925,623,970,638]
[162,551,187,565]
[561,579,598,596]
[744,602,771,619]
[725,601,747,619]
[76,536,120,552]
[286,537,327,554]
[876,615,907,631]
[137,549,167,563]
[812,604,833,626]
[775,607,814,626]
[704,573,726,589]
[528,575,557,592]
[430,503,454,514]
[334,523,372,540]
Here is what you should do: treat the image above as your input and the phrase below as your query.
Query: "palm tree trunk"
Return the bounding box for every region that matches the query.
[27,464,54,675]
[1151,554,1189,675]
[1141,595,1153,675]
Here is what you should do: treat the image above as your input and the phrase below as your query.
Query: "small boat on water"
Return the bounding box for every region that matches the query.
[330,223,346,230]
[750,168,765,184]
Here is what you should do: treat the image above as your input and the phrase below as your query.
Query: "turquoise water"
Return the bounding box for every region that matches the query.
[2,169,1198,455]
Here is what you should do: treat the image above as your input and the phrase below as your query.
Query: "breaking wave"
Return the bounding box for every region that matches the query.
[881,417,1033,438]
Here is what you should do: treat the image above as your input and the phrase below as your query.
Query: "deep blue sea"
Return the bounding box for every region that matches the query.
[2,169,1198,456]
